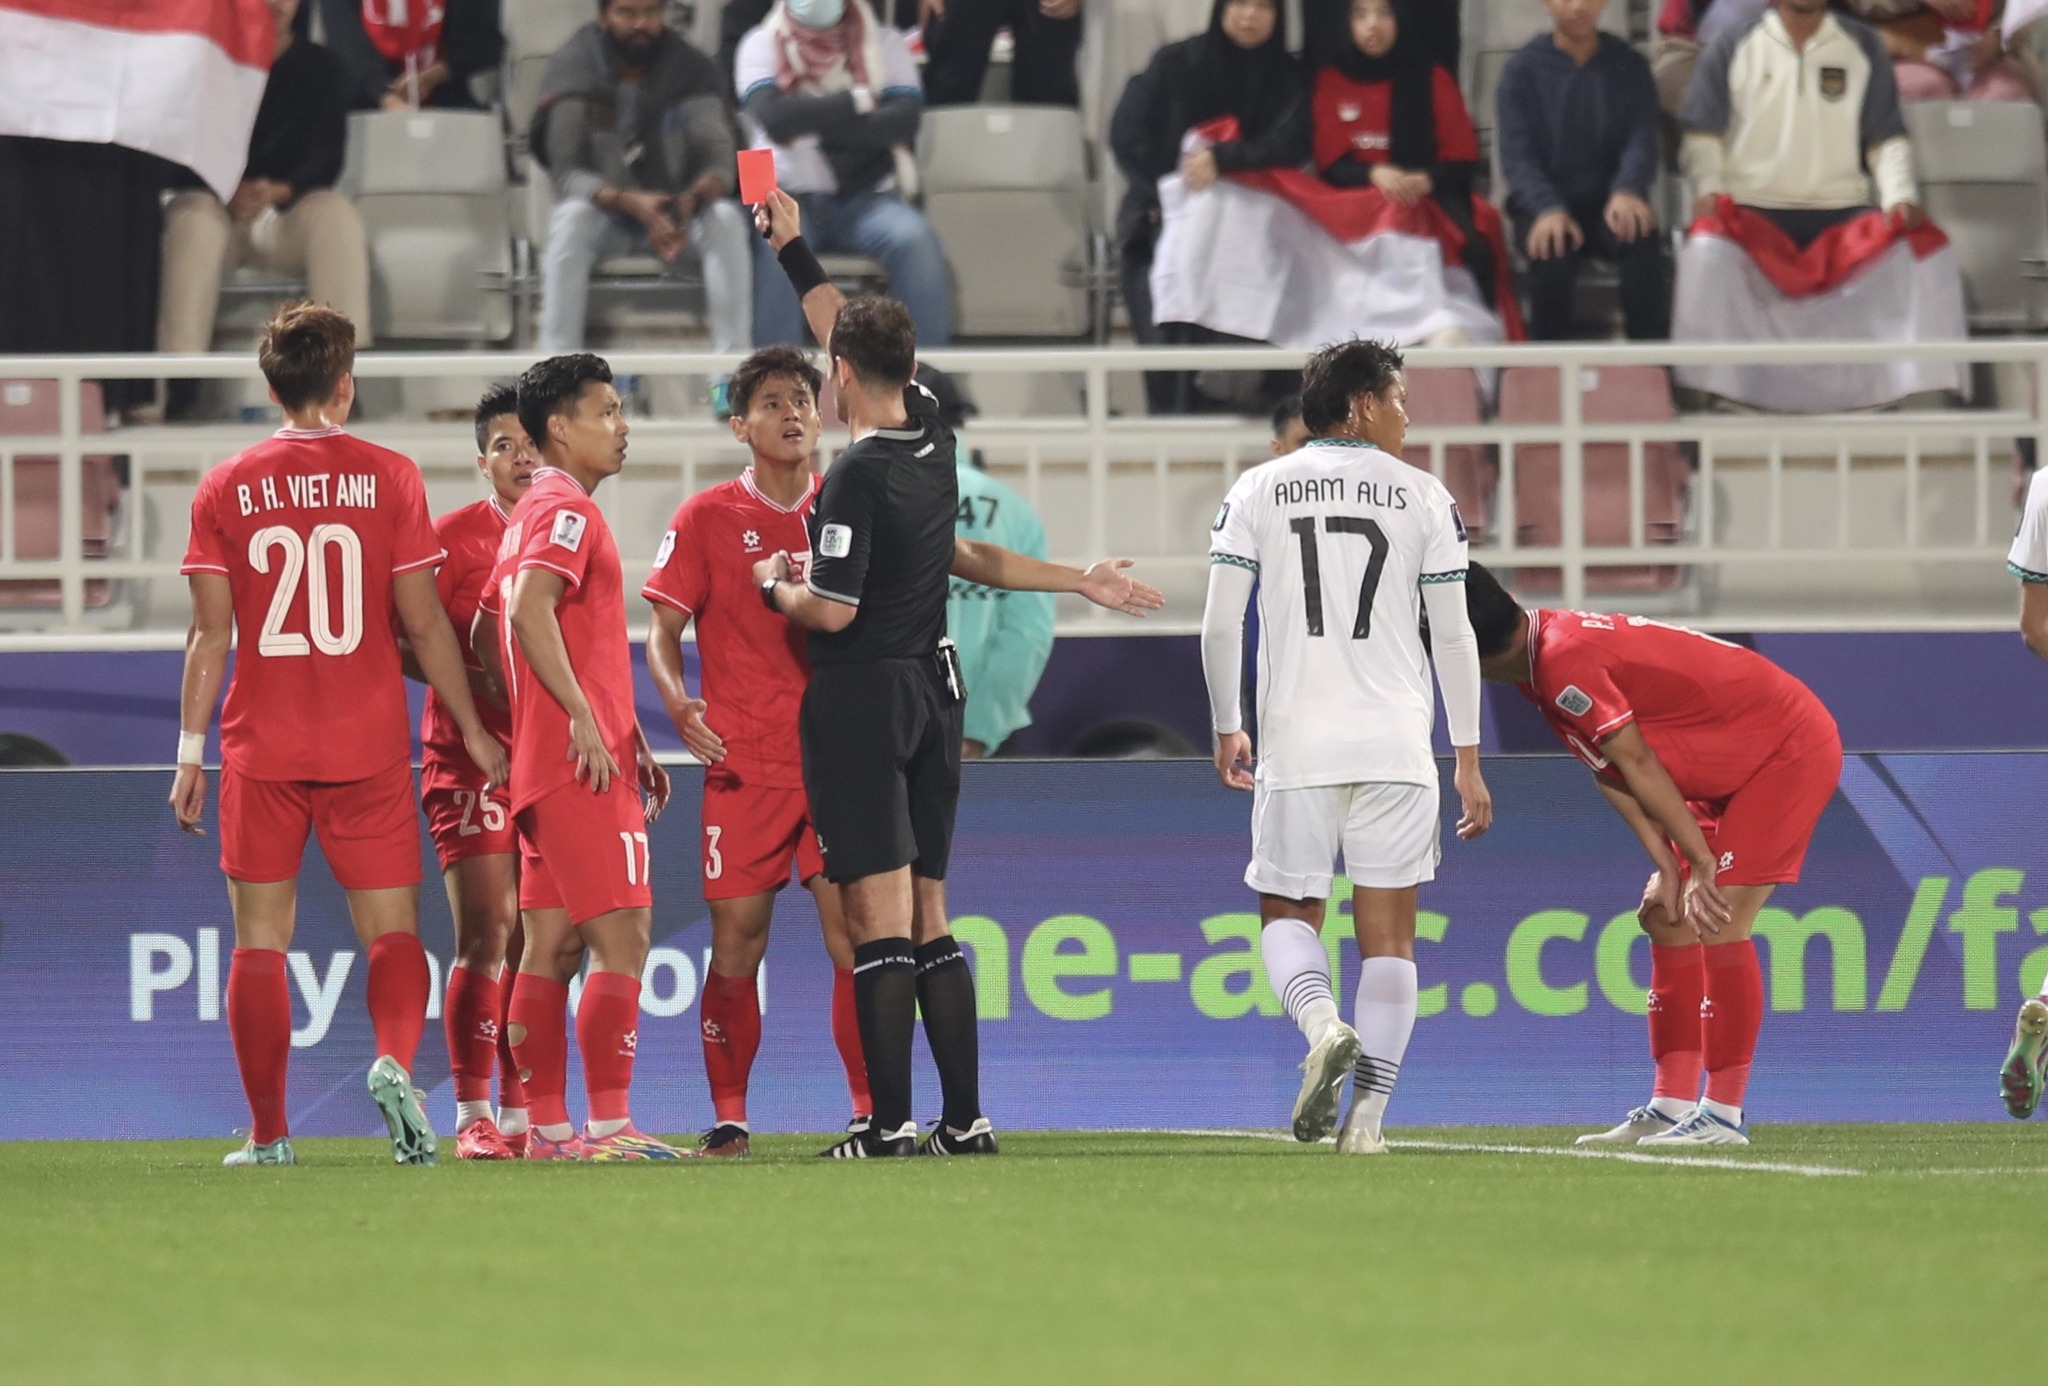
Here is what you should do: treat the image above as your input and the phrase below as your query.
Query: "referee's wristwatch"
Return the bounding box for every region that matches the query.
[760,577,781,612]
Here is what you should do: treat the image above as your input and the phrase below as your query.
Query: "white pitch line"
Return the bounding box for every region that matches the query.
[1129,1128,1861,1177]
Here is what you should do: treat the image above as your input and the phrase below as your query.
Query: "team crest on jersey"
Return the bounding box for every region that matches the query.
[819,523,852,559]
[549,510,586,553]
[1212,502,1230,532]
[1819,66,1846,100]
[741,529,762,553]
[1555,685,1594,717]
[653,530,676,569]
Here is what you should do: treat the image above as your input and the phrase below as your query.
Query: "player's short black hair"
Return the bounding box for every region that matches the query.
[1299,339,1403,436]
[828,297,917,390]
[730,346,822,418]
[474,383,520,453]
[1465,562,1525,659]
[1270,395,1304,438]
[515,353,612,454]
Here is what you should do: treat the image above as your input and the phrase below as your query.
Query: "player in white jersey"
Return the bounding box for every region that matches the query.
[1202,339,1492,1155]
[2001,467,2048,1116]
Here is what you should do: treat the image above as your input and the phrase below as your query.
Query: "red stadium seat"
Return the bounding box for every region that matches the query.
[0,380,120,610]
[1398,367,1497,546]
[1498,365,1688,595]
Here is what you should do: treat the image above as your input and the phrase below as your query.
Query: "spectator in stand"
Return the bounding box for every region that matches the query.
[532,0,752,355]
[1652,0,1768,116]
[1498,0,1670,340]
[1304,0,1456,74]
[1111,0,1309,412]
[921,0,1083,106]
[318,0,505,111]
[735,0,952,347]
[1315,0,1499,315]
[158,0,371,360]
[1842,0,2035,101]
[1671,0,1968,410]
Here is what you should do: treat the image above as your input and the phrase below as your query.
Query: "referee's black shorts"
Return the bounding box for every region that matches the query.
[799,657,964,884]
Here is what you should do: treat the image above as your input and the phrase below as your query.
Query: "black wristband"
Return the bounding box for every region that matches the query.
[777,236,830,298]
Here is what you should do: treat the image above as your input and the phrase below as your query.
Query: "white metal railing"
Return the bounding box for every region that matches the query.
[0,339,2042,641]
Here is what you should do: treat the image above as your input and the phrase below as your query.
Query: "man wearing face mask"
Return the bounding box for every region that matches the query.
[533,0,754,357]
[734,0,954,349]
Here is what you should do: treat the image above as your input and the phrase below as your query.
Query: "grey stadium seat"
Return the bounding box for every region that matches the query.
[502,0,590,146]
[919,106,1092,337]
[1903,100,2048,331]
[339,110,515,342]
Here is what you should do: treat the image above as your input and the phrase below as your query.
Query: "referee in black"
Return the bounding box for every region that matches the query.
[750,189,1164,1157]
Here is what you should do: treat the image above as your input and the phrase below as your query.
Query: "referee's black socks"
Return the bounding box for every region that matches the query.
[852,938,917,1135]
[916,937,982,1131]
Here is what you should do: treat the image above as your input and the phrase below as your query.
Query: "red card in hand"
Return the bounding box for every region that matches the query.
[738,148,777,206]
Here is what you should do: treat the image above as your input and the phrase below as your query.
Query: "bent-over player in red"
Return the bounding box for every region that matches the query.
[405,385,534,1158]
[170,302,508,1168]
[645,347,867,1157]
[477,352,681,1161]
[1464,563,1842,1147]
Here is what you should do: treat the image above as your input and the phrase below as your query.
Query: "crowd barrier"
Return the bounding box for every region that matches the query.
[0,755,2027,1140]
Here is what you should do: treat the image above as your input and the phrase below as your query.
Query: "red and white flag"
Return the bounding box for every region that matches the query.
[1672,197,1968,411]
[0,0,273,199]
[1150,117,1523,352]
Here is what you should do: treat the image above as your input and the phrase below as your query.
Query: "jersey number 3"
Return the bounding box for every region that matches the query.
[250,523,365,658]
[1290,516,1389,639]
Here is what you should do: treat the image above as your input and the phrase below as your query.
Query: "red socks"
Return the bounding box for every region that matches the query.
[832,966,872,1119]
[509,974,571,1130]
[443,964,497,1103]
[365,932,429,1071]
[578,971,641,1125]
[227,948,292,1144]
[1703,940,1764,1107]
[701,969,763,1125]
[1647,943,1706,1103]
[495,969,526,1111]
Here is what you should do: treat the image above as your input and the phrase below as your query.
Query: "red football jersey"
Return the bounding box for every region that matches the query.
[181,427,442,782]
[642,469,819,789]
[1519,609,1836,804]
[1312,65,1478,174]
[488,467,638,816]
[420,496,514,767]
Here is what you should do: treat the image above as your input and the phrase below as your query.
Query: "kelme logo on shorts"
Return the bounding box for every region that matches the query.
[549,510,586,553]
[819,523,852,559]
[1555,685,1594,717]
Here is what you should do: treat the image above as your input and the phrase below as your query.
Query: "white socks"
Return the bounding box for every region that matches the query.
[586,1116,629,1139]
[497,1106,529,1137]
[455,1100,495,1130]
[1262,919,1340,1048]
[1648,1096,1692,1122]
[1347,957,1418,1134]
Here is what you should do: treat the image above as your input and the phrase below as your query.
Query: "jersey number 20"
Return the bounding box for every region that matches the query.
[1290,516,1389,639]
[250,523,365,657]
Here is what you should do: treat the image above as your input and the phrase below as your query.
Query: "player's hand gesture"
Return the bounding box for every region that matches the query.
[1214,730,1255,791]
[169,765,208,836]
[464,725,510,793]
[1452,755,1492,839]
[1683,857,1734,937]
[1640,867,1681,930]
[568,709,621,794]
[676,697,726,765]
[753,188,804,251]
[635,726,672,822]
[1078,558,1165,616]
[753,551,793,586]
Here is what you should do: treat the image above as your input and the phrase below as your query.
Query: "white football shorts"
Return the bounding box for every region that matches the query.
[1245,779,1442,899]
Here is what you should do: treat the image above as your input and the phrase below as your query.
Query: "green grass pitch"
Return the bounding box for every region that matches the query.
[1,1126,2037,1384]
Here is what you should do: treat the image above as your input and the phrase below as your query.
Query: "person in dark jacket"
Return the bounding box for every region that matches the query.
[1497,0,1670,339]
[318,0,505,111]
[158,0,371,353]
[1111,0,1308,412]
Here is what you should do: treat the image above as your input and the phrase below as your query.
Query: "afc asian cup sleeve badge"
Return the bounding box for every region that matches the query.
[1212,502,1230,532]
[1555,685,1594,718]
[652,530,676,570]
[548,509,586,553]
[1449,502,1467,543]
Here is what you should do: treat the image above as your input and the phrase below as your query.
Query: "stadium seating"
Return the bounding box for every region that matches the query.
[920,106,1093,337]
[501,0,589,149]
[0,380,119,613]
[1902,100,2048,333]
[1398,367,1497,546]
[1498,363,1688,595]
[339,110,516,342]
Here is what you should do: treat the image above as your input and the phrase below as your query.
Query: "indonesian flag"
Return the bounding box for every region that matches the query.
[0,0,274,200]
[1150,117,1524,352]
[1672,197,1968,412]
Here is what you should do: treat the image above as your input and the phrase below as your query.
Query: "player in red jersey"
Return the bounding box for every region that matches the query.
[644,347,863,1157]
[1464,563,1842,1147]
[407,385,535,1159]
[475,352,682,1161]
[170,303,509,1168]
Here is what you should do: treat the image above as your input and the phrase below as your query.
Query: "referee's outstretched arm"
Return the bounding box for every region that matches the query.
[755,190,850,350]
[950,539,1165,617]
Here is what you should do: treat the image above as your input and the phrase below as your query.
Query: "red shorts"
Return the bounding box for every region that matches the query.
[516,778,652,926]
[700,766,825,901]
[1680,721,1844,886]
[219,760,421,891]
[420,754,516,871]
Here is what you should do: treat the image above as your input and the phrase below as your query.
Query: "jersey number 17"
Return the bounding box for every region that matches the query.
[1290,516,1389,639]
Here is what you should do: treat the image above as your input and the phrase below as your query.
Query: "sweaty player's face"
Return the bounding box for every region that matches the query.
[733,375,822,469]
[1350,0,1395,59]
[557,381,628,478]
[479,415,538,508]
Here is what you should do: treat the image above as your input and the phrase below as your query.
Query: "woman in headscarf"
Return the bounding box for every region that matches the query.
[1111,0,1309,410]
[1313,0,1499,310]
